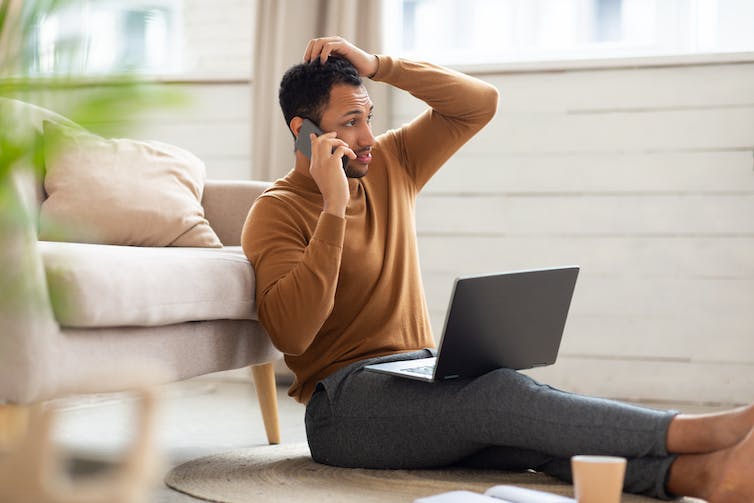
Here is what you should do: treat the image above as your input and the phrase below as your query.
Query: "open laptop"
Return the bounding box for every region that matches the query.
[365,266,579,382]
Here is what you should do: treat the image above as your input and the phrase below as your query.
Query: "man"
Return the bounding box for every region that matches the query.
[242,37,754,502]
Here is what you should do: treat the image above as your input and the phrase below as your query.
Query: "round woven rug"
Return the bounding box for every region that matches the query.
[165,443,669,503]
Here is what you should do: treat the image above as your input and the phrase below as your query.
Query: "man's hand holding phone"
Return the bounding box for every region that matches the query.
[308,131,355,218]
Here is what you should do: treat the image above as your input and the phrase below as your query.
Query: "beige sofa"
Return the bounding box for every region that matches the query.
[0,98,281,445]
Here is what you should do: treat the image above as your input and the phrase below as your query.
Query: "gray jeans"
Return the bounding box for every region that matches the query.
[305,350,679,500]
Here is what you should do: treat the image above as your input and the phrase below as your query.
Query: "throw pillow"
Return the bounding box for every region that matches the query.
[39,121,222,247]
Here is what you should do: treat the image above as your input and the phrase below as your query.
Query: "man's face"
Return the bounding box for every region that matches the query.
[318,83,375,178]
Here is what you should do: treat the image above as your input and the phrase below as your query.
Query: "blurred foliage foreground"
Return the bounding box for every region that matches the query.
[1,0,184,313]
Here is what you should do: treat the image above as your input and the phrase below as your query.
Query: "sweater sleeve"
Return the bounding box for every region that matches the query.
[372,55,499,191]
[241,196,345,356]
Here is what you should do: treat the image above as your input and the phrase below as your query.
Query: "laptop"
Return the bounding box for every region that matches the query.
[365,266,579,382]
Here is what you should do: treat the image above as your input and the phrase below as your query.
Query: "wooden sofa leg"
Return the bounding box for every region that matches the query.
[0,404,30,450]
[251,363,280,445]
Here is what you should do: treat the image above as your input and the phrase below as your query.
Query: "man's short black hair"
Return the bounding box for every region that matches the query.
[279,56,363,133]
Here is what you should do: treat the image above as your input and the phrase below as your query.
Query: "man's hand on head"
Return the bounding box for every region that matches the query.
[303,36,379,78]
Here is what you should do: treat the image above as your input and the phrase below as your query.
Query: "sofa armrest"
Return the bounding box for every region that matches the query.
[202,180,272,246]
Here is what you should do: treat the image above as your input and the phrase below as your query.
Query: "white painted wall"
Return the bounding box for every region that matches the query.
[16,82,253,180]
[391,60,754,404]
[126,82,252,180]
[180,0,254,79]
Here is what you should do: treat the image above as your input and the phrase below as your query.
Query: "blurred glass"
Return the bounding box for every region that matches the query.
[383,0,754,65]
[26,0,182,76]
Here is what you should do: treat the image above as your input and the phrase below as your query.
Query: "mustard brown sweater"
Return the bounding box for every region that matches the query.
[241,56,499,403]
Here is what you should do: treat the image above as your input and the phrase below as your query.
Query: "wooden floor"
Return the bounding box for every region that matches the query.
[52,377,306,503]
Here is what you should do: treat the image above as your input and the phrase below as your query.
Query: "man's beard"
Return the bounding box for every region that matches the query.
[344,162,368,178]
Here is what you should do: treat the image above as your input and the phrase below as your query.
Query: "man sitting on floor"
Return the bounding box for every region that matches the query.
[242,36,754,502]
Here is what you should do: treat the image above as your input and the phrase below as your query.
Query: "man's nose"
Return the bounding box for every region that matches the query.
[360,124,376,147]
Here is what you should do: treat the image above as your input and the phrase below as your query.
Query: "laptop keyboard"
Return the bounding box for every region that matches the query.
[403,365,435,376]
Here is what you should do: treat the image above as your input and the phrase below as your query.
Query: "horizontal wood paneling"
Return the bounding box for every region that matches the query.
[424,151,754,194]
[415,194,754,235]
[21,82,253,180]
[401,61,754,403]
[131,84,251,122]
[521,358,754,404]
[430,309,754,366]
[558,314,754,362]
[427,292,754,358]
[393,63,754,113]
[126,121,250,158]
[396,108,754,154]
[417,236,754,277]
[423,273,754,321]
[200,158,252,180]
[83,83,252,179]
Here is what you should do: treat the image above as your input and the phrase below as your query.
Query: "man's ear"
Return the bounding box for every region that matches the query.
[290,117,304,138]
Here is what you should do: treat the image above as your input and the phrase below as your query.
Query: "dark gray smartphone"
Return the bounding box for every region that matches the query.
[294,118,349,170]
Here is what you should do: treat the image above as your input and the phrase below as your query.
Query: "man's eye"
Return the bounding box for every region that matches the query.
[367,114,374,123]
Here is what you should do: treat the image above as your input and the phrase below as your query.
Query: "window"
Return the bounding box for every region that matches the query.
[383,0,754,66]
[29,0,182,76]
[26,0,252,79]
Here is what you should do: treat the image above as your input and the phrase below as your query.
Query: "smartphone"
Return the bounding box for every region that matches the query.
[294,118,349,170]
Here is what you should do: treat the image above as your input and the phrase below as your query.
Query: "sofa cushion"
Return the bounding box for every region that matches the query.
[39,242,256,328]
[39,121,222,248]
